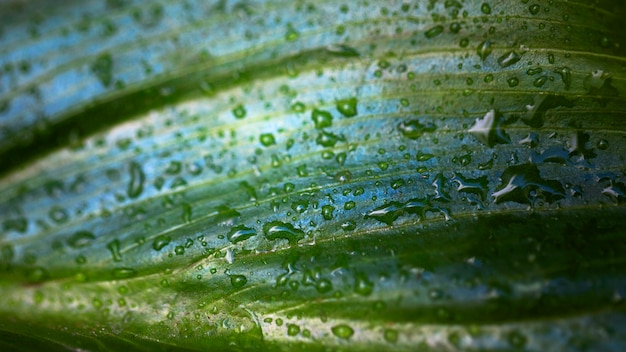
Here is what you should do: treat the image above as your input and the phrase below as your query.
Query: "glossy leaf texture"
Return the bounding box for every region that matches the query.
[1,0,626,351]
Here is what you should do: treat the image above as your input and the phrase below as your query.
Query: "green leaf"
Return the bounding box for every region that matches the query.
[1,0,626,351]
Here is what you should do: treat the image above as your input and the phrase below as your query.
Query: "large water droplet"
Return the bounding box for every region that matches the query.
[263,221,304,245]
[227,225,257,244]
[493,164,565,205]
[497,51,521,68]
[476,40,493,61]
[469,109,510,147]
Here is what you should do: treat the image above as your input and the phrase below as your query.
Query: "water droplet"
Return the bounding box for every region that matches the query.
[287,324,300,336]
[398,120,437,139]
[175,246,185,255]
[107,239,122,262]
[554,67,572,90]
[391,179,405,189]
[507,77,519,87]
[526,67,543,75]
[311,109,333,128]
[229,274,247,288]
[91,53,113,87]
[316,131,345,147]
[322,205,335,220]
[181,203,192,223]
[260,133,276,147]
[493,164,565,205]
[315,278,333,293]
[232,104,246,119]
[528,4,540,15]
[481,3,491,14]
[127,162,145,198]
[331,324,354,340]
[26,267,48,282]
[67,231,96,249]
[452,173,489,200]
[533,75,548,87]
[336,98,358,117]
[112,267,136,279]
[469,109,510,147]
[384,329,398,343]
[227,225,257,244]
[341,220,356,231]
[598,139,609,150]
[476,40,492,61]
[521,94,573,128]
[424,25,444,38]
[508,330,527,348]
[498,51,521,68]
[365,202,404,225]
[354,273,374,295]
[153,235,171,251]
[285,24,299,41]
[263,221,304,245]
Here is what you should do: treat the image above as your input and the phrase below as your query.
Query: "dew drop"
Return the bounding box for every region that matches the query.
[476,40,492,61]
[354,272,374,296]
[229,274,247,288]
[498,51,521,68]
[127,162,145,198]
[311,109,333,128]
[331,324,354,340]
[227,225,257,244]
[336,98,358,117]
[67,231,96,249]
[107,239,122,262]
[260,133,276,147]
[152,235,171,251]
[232,104,246,119]
[322,205,335,220]
[425,25,444,38]
[480,3,491,14]
[112,267,136,279]
[398,120,437,139]
[287,324,300,336]
[263,221,304,245]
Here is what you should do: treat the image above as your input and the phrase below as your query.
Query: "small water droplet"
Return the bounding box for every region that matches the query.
[321,205,335,220]
[311,109,333,128]
[384,329,398,343]
[315,278,333,293]
[331,324,354,340]
[260,133,276,147]
[107,239,122,262]
[425,25,444,38]
[528,4,540,15]
[398,120,437,139]
[67,231,96,249]
[476,40,492,61]
[287,324,300,336]
[112,267,136,279]
[480,3,491,14]
[232,104,246,119]
[354,272,374,295]
[336,98,358,117]
[127,162,145,198]
[316,131,345,147]
[153,235,171,251]
[229,274,247,288]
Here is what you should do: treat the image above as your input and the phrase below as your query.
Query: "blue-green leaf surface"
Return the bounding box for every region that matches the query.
[0,0,625,351]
